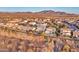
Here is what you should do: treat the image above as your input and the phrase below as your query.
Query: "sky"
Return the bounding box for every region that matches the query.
[0,7,79,14]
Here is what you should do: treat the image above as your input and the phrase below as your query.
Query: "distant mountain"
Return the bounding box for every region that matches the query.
[0,10,78,18]
[36,10,55,13]
[35,10,77,15]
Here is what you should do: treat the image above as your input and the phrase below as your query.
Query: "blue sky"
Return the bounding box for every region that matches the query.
[0,7,79,14]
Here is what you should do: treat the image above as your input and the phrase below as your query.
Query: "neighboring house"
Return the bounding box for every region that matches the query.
[6,23,16,28]
[18,20,28,26]
[54,19,62,23]
[60,28,71,37]
[73,30,79,40]
[23,20,28,23]
[36,23,47,32]
[0,23,5,27]
[45,27,56,37]
[9,18,22,23]
[29,21,37,26]
[17,25,26,32]
[36,26,44,33]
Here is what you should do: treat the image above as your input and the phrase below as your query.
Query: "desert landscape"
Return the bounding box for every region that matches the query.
[0,10,79,52]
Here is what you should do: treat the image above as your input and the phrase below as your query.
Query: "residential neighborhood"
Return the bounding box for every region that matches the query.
[0,10,79,52]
